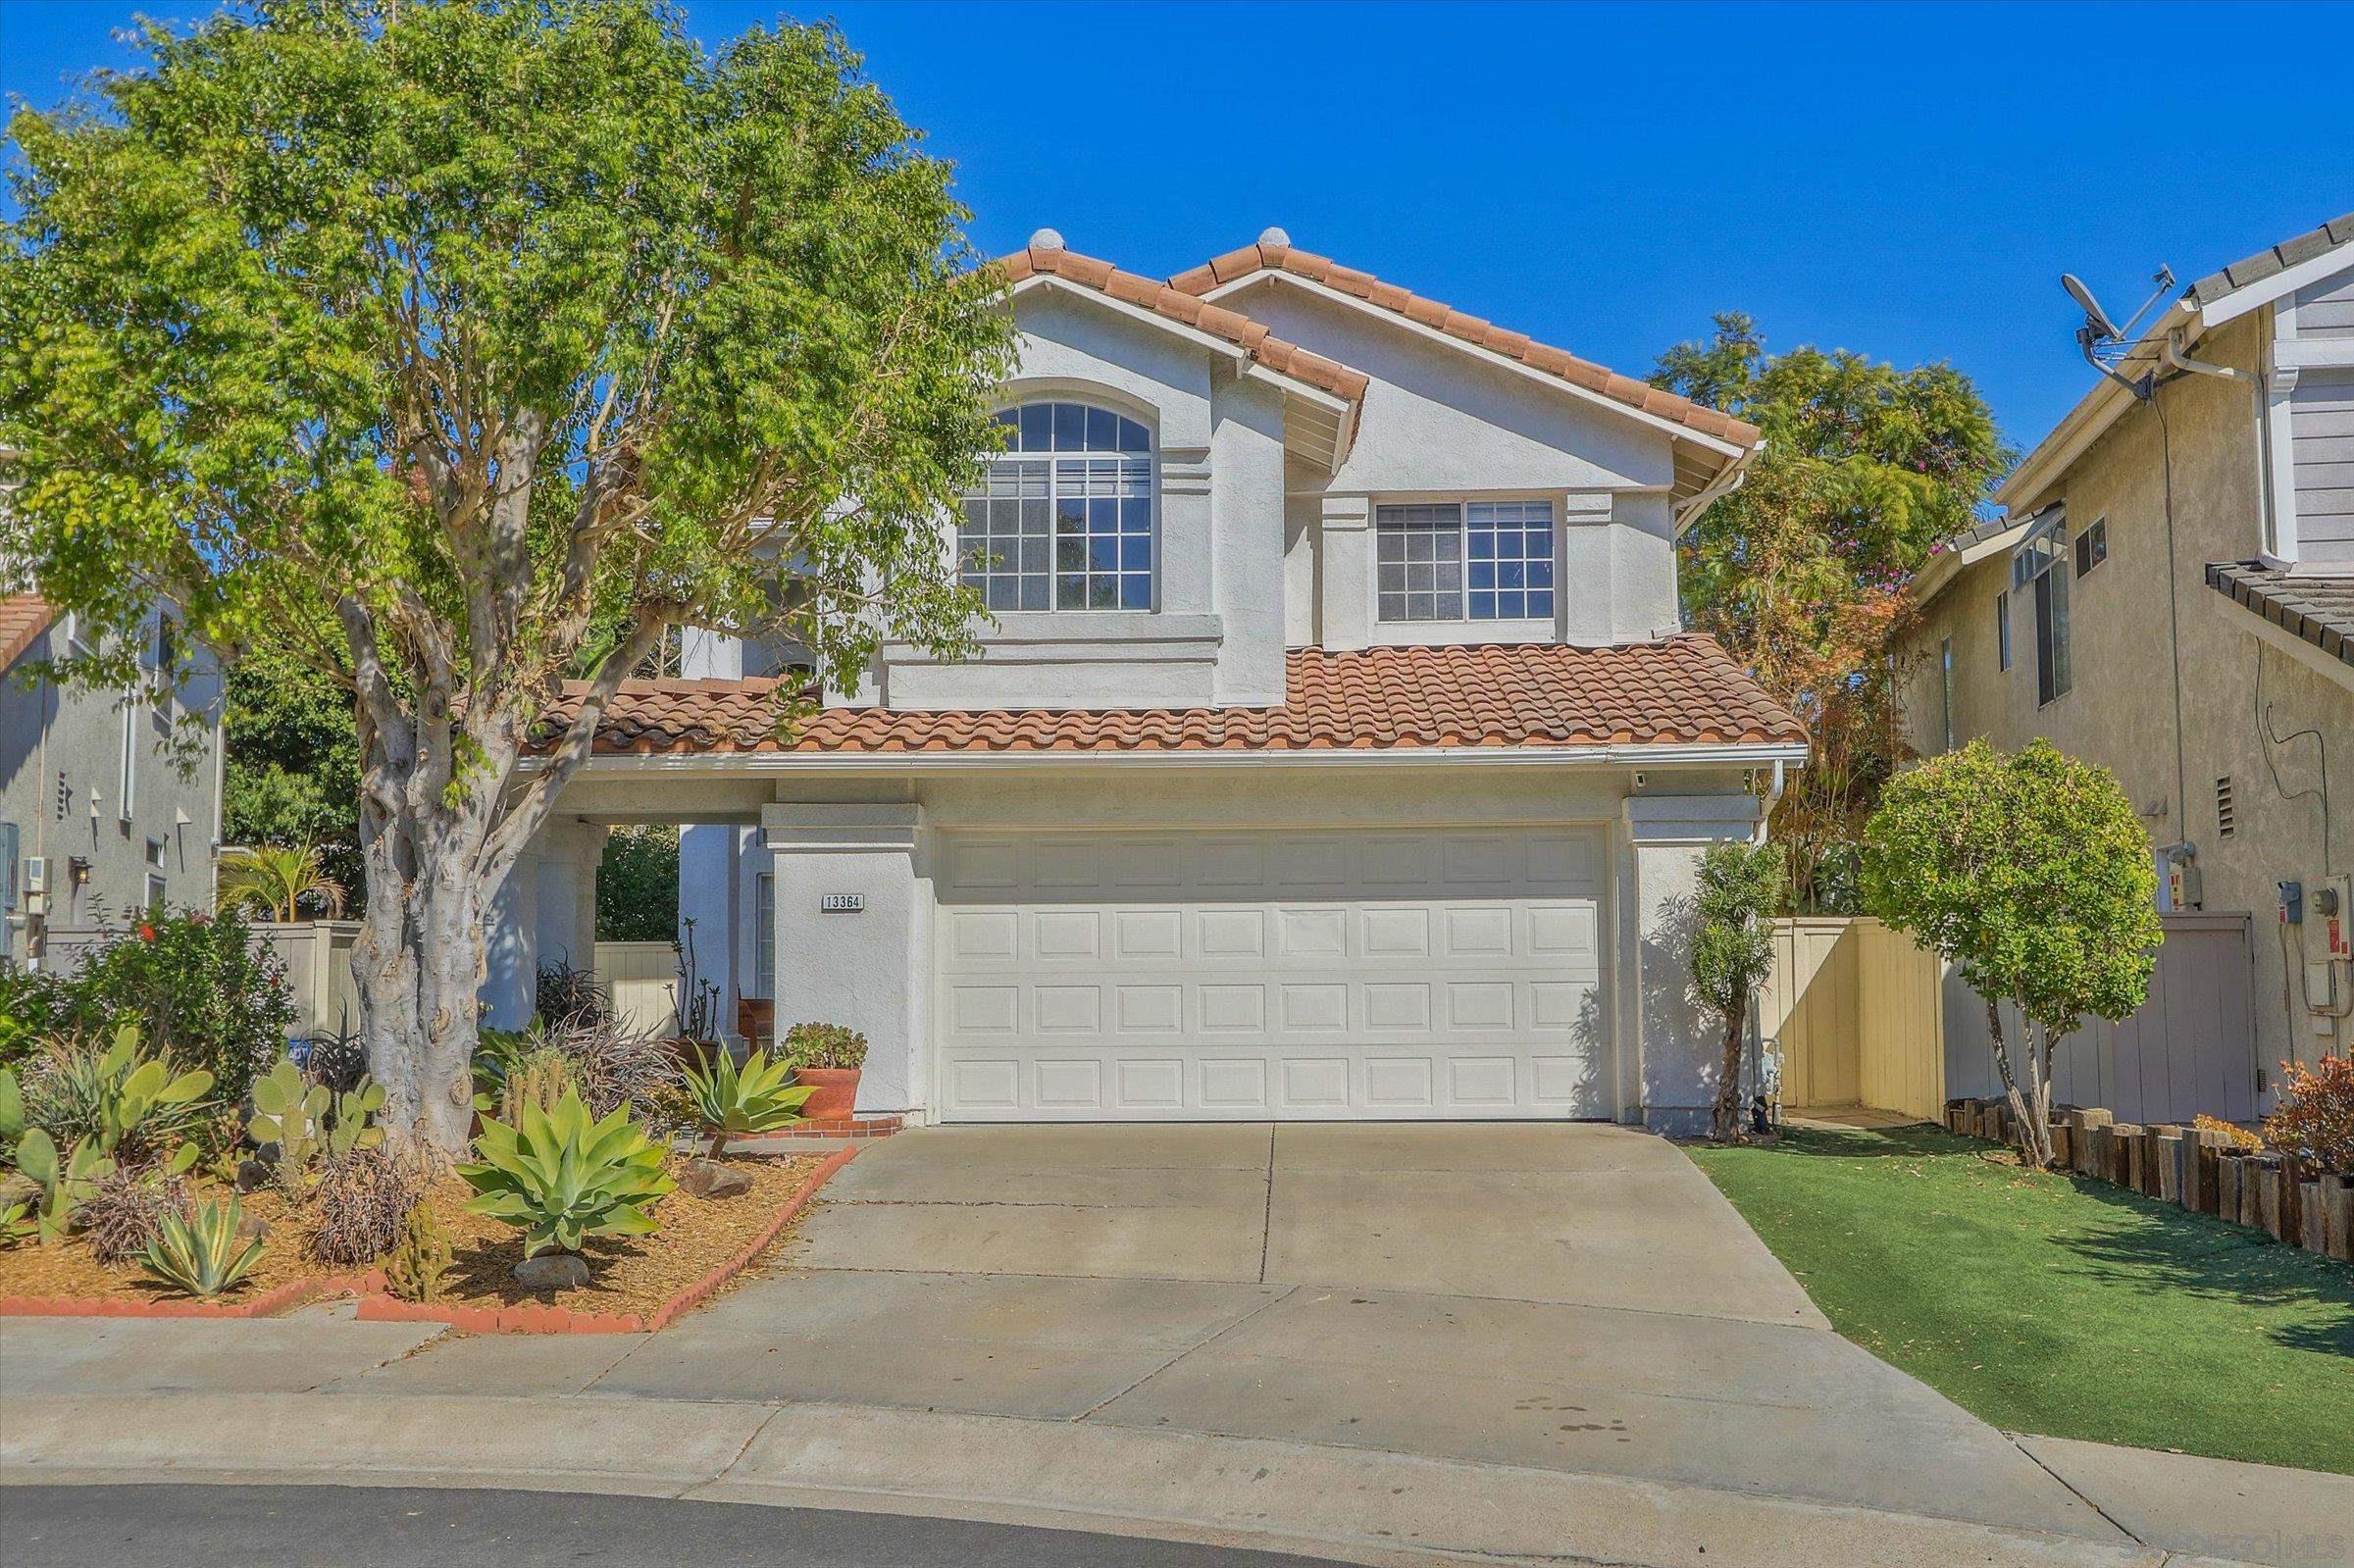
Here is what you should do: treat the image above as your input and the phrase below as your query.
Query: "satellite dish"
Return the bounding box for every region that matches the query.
[2062,274,2122,341]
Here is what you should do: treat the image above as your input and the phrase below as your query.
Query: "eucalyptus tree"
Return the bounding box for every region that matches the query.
[1,0,1012,1151]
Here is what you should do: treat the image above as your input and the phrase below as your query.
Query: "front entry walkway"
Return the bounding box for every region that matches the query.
[576,1124,2110,1536]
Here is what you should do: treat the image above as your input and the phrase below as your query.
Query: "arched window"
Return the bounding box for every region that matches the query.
[959,401,1155,611]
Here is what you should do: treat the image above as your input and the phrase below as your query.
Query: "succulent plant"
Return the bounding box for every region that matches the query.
[137,1194,266,1298]
[780,1022,868,1071]
[0,1066,24,1165]
[19,1022,212,1164]
[384,1201,453,1303]
[15,1128,118,1246]
[458,1088,675,1259]
[680,1048,814,1158]
[326,1080,386,1159]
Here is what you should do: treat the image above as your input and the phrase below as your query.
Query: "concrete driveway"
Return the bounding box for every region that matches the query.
[401,1122,2113,1539]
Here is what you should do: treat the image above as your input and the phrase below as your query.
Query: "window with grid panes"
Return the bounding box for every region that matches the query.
[959,403,1154,611]
[1376,500,1555,622]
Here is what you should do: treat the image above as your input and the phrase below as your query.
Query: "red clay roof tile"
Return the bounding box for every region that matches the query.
[541,638,1803,758]
[1169,241,1762,450]
[0,593,58,672]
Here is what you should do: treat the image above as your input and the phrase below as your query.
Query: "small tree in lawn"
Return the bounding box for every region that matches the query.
[1861,739,2159,1168]
[1687,841,1785,1142]
[0,0,1012,1153]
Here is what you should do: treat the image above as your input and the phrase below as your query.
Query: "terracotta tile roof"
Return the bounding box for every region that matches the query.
[2207,561,2354,670]
[546,637,1805,758]
[997,243,1370,411]
[0,593,58,672]
[1167,239,1762,450]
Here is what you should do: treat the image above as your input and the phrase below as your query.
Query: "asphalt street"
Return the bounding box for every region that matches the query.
[0,1484,1356,1568]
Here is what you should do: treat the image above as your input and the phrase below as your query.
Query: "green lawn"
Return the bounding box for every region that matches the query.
[1690,1125,2354,1473]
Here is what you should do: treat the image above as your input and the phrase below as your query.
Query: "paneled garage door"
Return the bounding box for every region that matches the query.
[933,827,1609,1121]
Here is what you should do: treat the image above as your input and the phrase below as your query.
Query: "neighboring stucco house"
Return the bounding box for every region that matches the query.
[0,592,227,966]
[495,229,1805,1131]
[1902,214,2354,1089]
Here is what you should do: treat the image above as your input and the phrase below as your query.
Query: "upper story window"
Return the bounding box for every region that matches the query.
[1376,500,1556,623]
[2073,517,2108,577]
[959,402,1155,612]
[2012,511,2071,706]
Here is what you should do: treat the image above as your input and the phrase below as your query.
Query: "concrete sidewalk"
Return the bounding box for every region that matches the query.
[4,1124,2346,1568]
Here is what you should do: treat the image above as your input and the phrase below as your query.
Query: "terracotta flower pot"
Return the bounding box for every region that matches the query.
[793,1066,860,1120]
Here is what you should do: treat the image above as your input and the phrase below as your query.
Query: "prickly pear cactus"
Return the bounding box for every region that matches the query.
[247,1059,330,1187]
[325,1079,387,1159]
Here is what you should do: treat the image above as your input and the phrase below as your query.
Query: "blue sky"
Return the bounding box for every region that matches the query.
[5,0,2350,452]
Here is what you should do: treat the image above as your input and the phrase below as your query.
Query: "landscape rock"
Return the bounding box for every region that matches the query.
[679,1158,751,1200]
[512,1252,591,1290]
[0,1172,39,1211]
[234,1159,273,1192]
[234,1211,270,1245]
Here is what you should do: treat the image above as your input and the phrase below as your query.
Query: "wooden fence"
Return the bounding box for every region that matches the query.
[42,922,680,1039]
[1760,913,2258,1127]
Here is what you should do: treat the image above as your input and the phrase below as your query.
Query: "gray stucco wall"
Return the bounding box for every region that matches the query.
[1,612,225,964]
[1903,310,2353,1091]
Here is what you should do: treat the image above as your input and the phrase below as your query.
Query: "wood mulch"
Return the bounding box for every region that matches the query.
[0,1153,825,1321]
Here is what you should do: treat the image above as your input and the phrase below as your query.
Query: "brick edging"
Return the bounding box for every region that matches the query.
[353,1142,859,1335]
[0,1268,385,1321]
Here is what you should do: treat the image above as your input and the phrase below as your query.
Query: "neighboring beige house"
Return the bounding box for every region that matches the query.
[491,228,1808,1132]
[1902,215,2354,1093]
[0,592,227,966]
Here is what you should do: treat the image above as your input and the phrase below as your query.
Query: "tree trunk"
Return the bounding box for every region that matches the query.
[1983,994,2055,1169]
[1712,996,1749,1142]
[352,822,494,1156]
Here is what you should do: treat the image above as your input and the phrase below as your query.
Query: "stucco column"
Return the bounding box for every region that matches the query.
[1615,792,1764,1135]
[1556,491,1615,645]
[532,818,605,976]
[761,803,927,1118]
[1318,495,1373,650]
[480,851,539,1031]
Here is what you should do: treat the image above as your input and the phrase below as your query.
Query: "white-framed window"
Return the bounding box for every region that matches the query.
[1375,500,1556,623]
[2013,514,2071,706]
[2073,517,2108,578]
[143,872,166,912]
[751,872,775,999]
[959,402,1155,612]
[1939,636,1955,752]
[117,698,137,824]
[144,837,165,869]
[1995,589,2012,672]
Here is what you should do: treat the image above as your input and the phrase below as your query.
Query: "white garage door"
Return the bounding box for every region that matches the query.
[933,827,1609,1121]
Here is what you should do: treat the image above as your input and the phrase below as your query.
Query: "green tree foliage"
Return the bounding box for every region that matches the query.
[1686,842,1785,1142]
[222,650,364,899]
[1861,739,2161,1168]
[0,0,1013,1151]
[596,826,680,943]
[1654,315,2010,911]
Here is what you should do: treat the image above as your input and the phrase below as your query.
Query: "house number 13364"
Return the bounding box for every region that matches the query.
[819,893,864,914]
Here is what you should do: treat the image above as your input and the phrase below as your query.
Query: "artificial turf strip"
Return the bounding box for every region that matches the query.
[1690,1124,2354,1475]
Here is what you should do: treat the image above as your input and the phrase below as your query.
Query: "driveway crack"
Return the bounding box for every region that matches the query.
[1257,1123,1277,1286]
[1071,1283,1299,1424]
[2009,1433,2144,1544]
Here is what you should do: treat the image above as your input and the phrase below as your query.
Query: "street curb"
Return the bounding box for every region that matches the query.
[0,1391,2195,1568]
[352,1143,857,1335]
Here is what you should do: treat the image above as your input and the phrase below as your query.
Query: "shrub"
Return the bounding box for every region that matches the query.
[0,966,71,1066]
[2262,1054,2354,1174]
[292,1031,368,1093]
[49,909,292,1107]
[77,1164,191,1265]
[384,1201,453,1303]
[476,1017,680,1122]
[1861,738,2160,1169]
[138,1195,265,1298]
[682,1047,813,1157]
[18,1022,213,1167]
[1685,842,1783,1142]
[534,958,610,1032]
[458,1089,675,1259]
[2193,1113,2261,1152]
[781,1022,867,1072]
[597,826,680,942]
[308,1145,423,1266]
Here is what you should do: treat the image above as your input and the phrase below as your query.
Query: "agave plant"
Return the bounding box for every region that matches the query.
[216,844,346,923]
[680,1047,814,1158]
[138,1195,266,1298]
[458,1089,675,1260]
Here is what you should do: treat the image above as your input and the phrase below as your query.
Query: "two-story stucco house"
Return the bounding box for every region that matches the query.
[1,592,227,965]
[1902,215,2354,1091]
[497,229,1805,1132]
